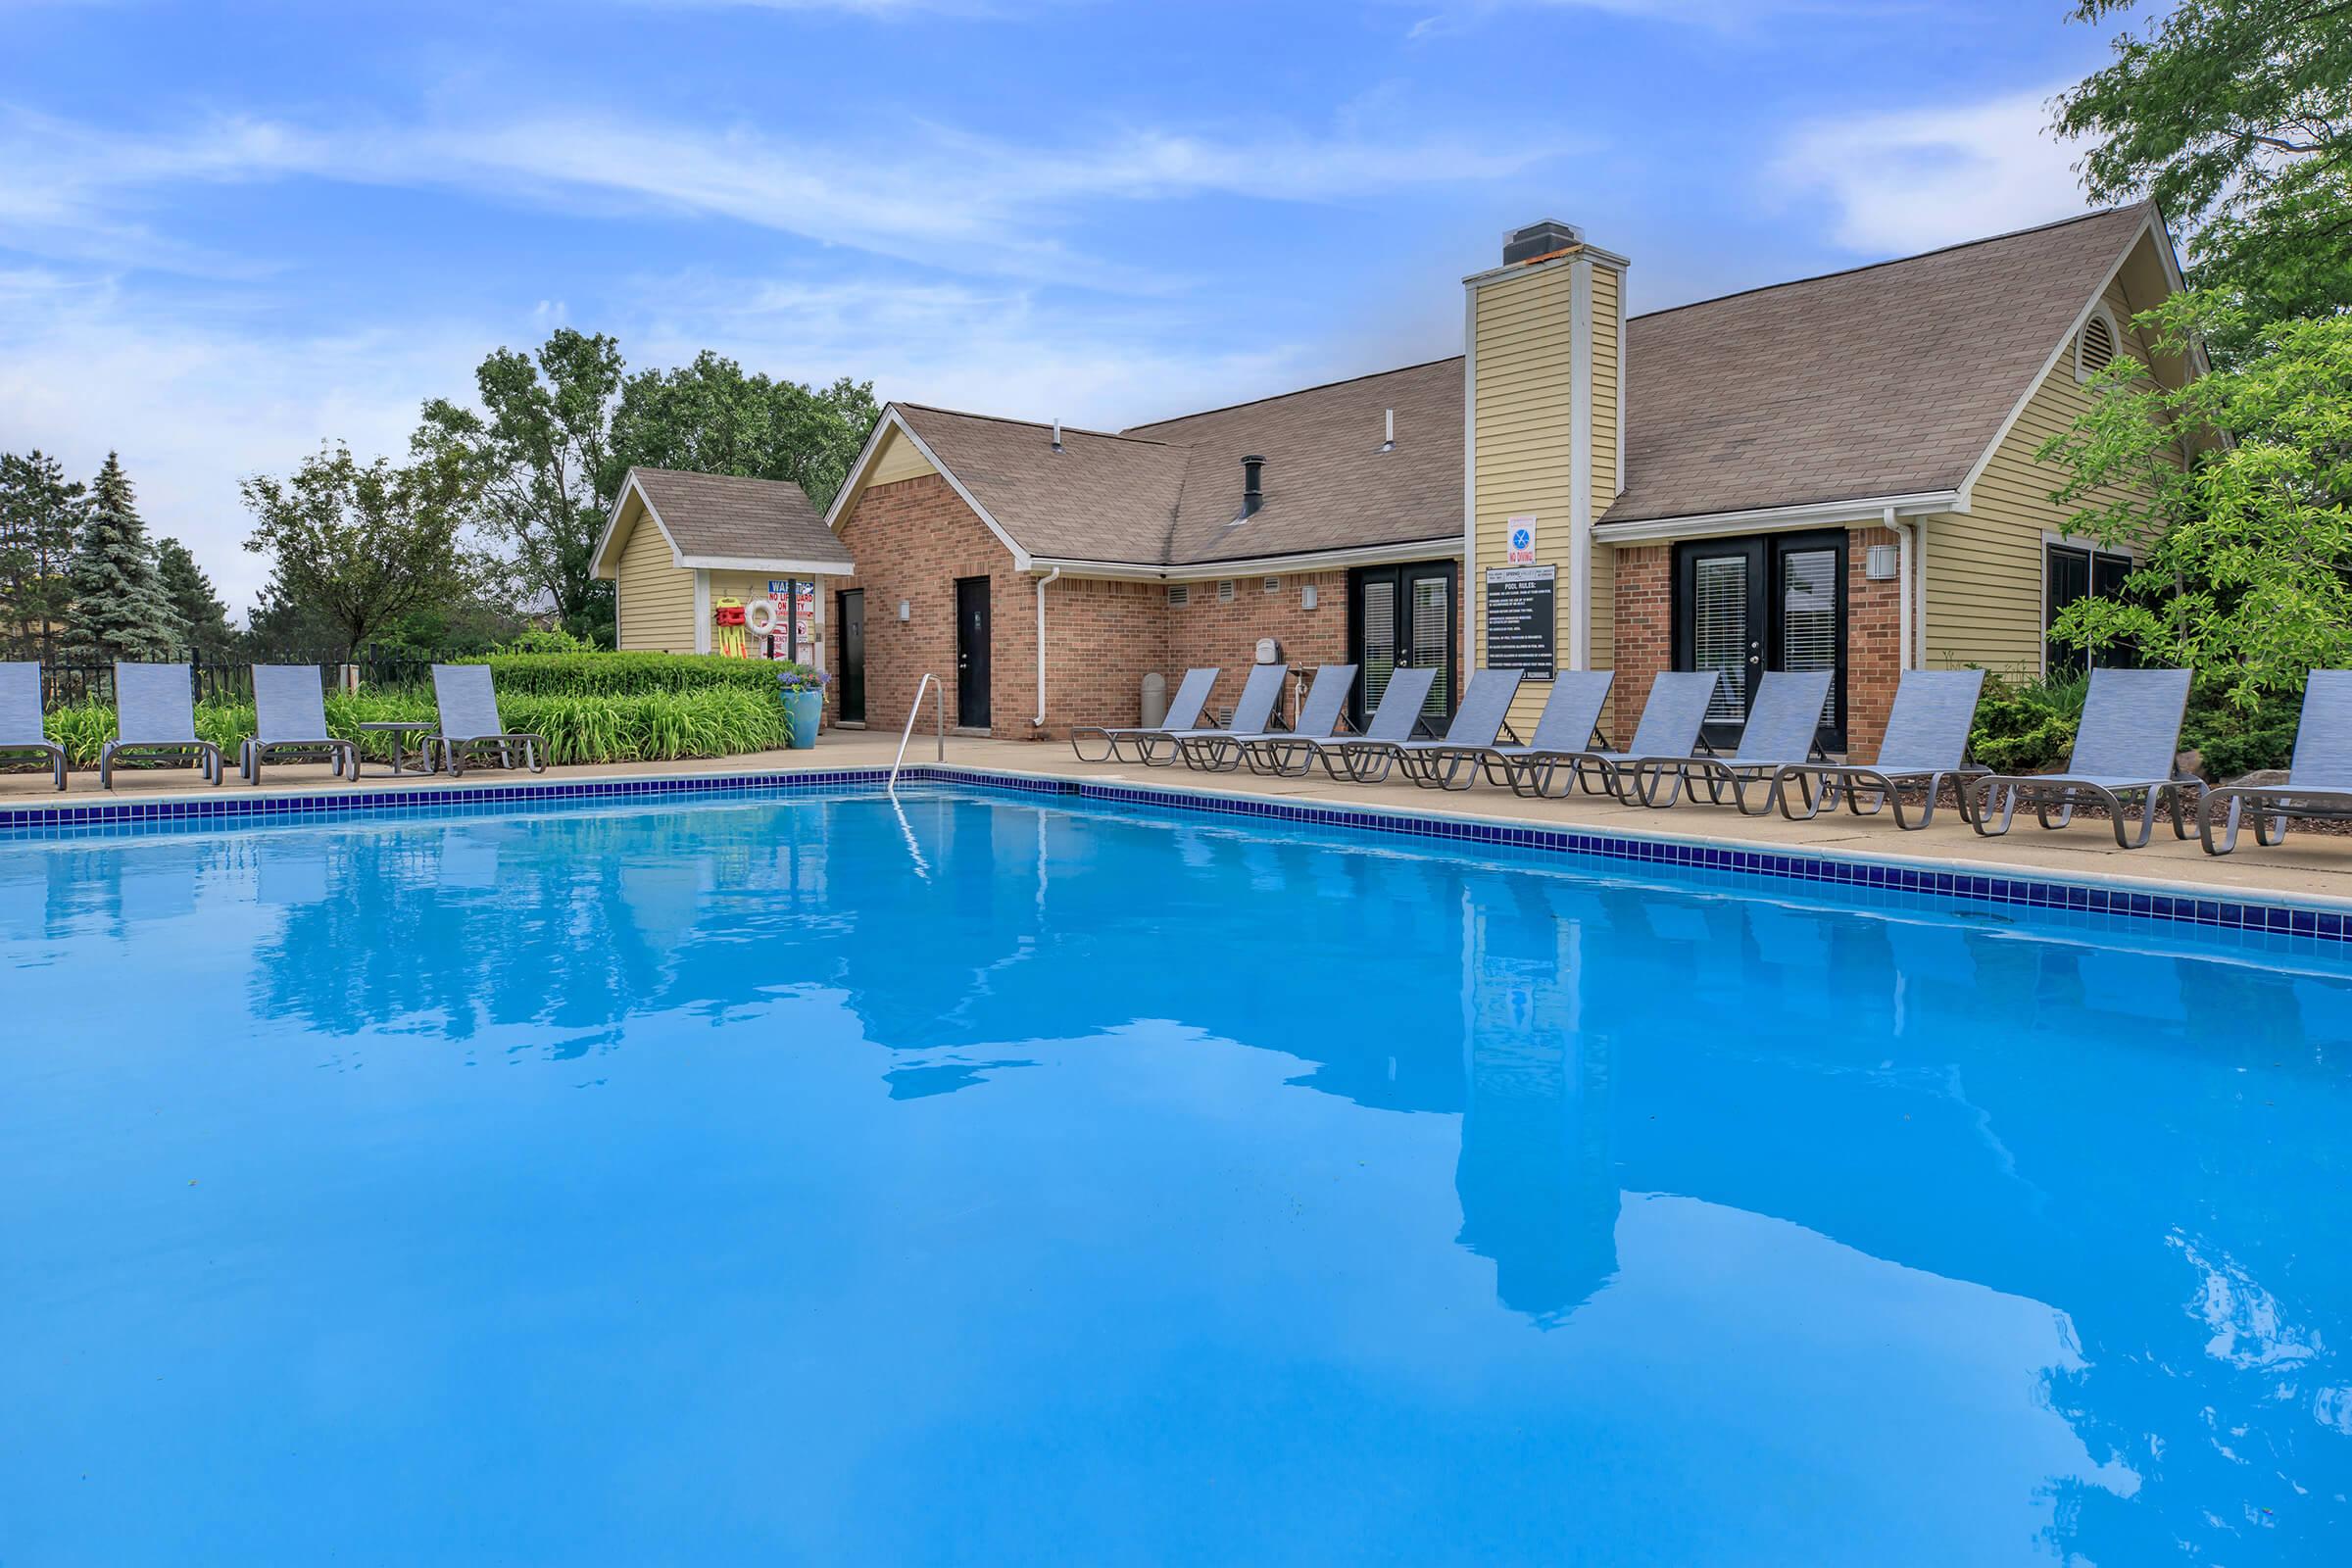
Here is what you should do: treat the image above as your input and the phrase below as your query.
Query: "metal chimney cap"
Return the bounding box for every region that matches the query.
[1503,220,1584,265]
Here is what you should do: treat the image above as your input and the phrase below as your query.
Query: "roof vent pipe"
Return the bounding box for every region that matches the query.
[1379,409,1395,453]
[1052,417,1062,453]
[1240,455,1265,518]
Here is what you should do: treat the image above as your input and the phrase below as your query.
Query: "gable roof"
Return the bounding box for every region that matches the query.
[833,204,2168,567]
[1606,203,2157,524]
[595,466,854,576]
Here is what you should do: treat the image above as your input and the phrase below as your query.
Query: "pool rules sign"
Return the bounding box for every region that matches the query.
[1484,564,1556,679]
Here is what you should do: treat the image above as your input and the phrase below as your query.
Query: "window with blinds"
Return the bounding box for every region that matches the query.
[1411,576,1450,714]
[1359,578,1396,708]
[1781,548,1839,725]
[1693,556,1750,722]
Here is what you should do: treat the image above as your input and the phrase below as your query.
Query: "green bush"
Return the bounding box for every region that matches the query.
[41,684,788,770]
[2183,680,2299,780]
[1968,671,2087,775]
[448,651,805,699]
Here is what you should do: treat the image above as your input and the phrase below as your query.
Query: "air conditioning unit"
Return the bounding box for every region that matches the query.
[1166,583,1191,607]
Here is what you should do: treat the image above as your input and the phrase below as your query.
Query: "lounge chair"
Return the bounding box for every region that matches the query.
[1506,670,1720,801]
[1233,664,1357,776]
[100,663,222,789]
[1778,667,1984,827]
[1368,668,1528,789]
[1970,666,2202,849]
[1152,662,1285,769]
[1452,671,1615,789]
[1071,666,1218,763]
[1626,668,1833,811]
[1775,667,1988,830]
[239,664,360,786]
[427,664,547,777]
[1258,665,1441,781]
[0,662,66,790]
[2199,669,2352,855]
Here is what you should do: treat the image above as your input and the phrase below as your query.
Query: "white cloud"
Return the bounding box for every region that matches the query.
[1768,87,2091,254]
[1406,0,1907,40]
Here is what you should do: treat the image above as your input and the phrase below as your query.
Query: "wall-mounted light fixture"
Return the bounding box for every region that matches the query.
[1300,584,1319,611]
[898,599,912,621]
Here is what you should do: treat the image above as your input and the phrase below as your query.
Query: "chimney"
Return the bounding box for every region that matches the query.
[1501,219,1583,266]
[1240,455,1265,518]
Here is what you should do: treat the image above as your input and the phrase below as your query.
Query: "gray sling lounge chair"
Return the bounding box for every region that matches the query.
[1627,668,1833,811]
[100,663,221,789]
[428,664,547,778]
[1170,663,1289,769]
[1235,664,1357,776]
[1274,666,1441,782]
[2199,669,2352,855]
[1776,667,1987,830]
[1970,666,2201,849]
[1372,668,1527,790]
[1457,671,1614,789]
[1071,666,1218,763]
[0,662,66,790]
[1509,670,1720,801]
[239,664,360,785]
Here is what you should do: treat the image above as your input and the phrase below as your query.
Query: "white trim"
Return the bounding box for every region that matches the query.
[591,471,679,579]
[1459,241,1633,289]
[1024,536,1464,581]
[1598,490,1958,543]
[2035,531,2135,677]
[692,569,711,656]
[677,554,853,575]
[1461,277,1479,669]
[2074,301,2123,383]
[1568,257,1594,671]
[1613,259,1628,500]
[1911,515,1930,669]
[1955,209,2180,510]
[1887,508,1913,673]
[824,406,1033,570]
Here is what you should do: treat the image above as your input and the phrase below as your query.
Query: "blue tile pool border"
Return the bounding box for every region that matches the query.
[3,761,2346,950]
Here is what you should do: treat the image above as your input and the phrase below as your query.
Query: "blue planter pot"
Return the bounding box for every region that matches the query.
[782,688,822,749]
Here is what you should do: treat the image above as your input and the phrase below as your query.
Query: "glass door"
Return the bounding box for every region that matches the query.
[1674,532,1846,751]
[1348,562,1457,731]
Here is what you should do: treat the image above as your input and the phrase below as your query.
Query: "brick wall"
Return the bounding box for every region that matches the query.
[1607,527,1904,760]
[1165,569,1348,726]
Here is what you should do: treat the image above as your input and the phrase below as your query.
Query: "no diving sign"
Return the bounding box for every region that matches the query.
[1505,514,1537,566]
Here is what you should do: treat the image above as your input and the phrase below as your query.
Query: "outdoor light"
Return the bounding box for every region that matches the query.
[1301,584,1318,611]
[898,599,911,621]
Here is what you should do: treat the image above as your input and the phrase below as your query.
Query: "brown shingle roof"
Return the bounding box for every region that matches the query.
[1606,203,2153,523]
[873,206,2153,563]
[630,466,853,568]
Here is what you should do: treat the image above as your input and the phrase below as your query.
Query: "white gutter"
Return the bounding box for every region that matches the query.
[1023,536,1465,582]
[1599,490,1959,544]
[1033,566,1061,728]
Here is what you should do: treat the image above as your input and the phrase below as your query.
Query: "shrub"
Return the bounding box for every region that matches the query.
[2182,678,2299,780]
[497,626,597,655]
[1967,671,2086,775]
[449,651,806,699]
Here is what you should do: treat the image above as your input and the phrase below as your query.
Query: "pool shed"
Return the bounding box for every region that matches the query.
[594,466,856,662]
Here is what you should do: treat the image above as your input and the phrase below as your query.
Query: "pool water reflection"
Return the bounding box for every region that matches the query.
[2,789,2348,1564]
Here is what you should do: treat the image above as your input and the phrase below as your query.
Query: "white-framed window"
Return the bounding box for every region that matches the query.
[2075,303,2122,383]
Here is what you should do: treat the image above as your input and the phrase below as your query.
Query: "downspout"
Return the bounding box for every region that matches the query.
[1886,507,1913,672]
[1033,566,1062,730]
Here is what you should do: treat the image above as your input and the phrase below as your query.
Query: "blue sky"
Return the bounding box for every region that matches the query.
[2,0,2137,608]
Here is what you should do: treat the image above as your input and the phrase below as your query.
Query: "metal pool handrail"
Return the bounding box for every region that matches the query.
[889,672,946,795]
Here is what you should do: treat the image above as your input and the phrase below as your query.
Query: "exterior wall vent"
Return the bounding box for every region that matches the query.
[1217,579,1236,604]
[1166,583,1191,608]
[1262,576,1281,594]
[2076,307,2120,381]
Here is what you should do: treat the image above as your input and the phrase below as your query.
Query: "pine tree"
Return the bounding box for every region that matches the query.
[60,453,182,664]
[0,450,85,662]
[156,536,234,656]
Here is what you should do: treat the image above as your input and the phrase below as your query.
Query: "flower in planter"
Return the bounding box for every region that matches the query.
[776,666,832,694]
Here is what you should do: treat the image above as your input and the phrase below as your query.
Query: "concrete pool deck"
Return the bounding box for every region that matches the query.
[9,729,2352,908]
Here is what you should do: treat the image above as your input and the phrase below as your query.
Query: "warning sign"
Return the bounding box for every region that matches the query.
[1505,514,1538,566]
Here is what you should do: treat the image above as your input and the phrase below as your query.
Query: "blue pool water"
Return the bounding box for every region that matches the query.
[4,787,2349,1564]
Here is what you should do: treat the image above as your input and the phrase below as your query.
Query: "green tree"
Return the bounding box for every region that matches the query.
[155,536,235,657]
[2055,0,2352,357]
[2039,292,2352,707]
[240,443,481,658]
[0,449,85,662]
[60,453,181,663]
[415,329,623,645]
[606,353,880,512]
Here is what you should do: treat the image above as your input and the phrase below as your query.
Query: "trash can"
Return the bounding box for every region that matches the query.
[1140,671,1168,729]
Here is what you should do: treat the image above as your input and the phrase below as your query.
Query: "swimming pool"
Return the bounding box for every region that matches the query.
[4,784,2347,1563]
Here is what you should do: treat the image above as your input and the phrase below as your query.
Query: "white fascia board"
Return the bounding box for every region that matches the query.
[1567,257,1594,671]
[820,413,899,531]
[1954,210,2174,510]
[1026,537,1465,582]
[677,555,856,575]
[1462,278,1479,655]
[828,407,1033,571]
[1597,491,1958,544]
[591,471,671,578]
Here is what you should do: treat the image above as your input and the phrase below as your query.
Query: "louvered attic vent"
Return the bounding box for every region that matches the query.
[1166,583,1190,607]
[2076,310,2119,380]
[1217,579,1236,603]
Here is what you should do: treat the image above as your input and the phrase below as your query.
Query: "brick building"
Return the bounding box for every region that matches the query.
[612,204,2197,759]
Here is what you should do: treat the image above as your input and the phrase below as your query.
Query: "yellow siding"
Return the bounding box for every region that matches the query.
[1589,263,1623,671]
[614,516,695,652]
[1471,262,1577,733]
[1925,277,2174,674]
[868,425,937,485]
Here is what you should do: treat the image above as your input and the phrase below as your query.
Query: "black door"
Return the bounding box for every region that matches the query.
[1673,531,1845,750]
[836,589,865,723]
[955,575,991,728]
[1348,562,1457,731]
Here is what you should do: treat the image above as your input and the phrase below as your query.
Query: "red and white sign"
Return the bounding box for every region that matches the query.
[1505,514,1538,567]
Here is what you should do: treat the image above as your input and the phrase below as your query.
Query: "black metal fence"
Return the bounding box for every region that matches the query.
[38,648,434,708]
